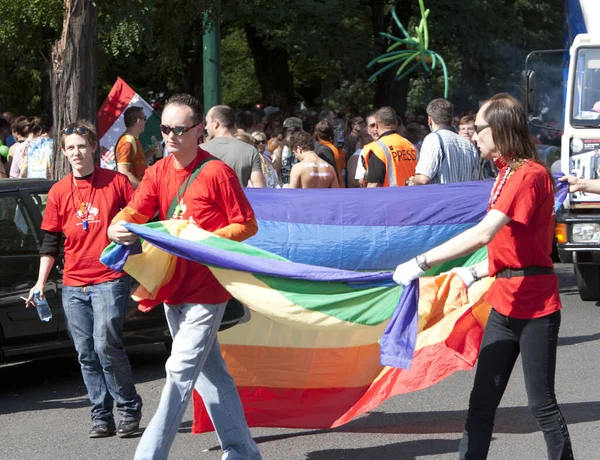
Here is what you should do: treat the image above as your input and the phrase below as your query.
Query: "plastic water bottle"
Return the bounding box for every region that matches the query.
[33,290,52,322]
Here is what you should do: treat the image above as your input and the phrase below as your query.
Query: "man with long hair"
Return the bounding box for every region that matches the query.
[394,93,574,460]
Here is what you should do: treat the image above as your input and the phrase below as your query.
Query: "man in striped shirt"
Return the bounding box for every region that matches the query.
[410,99,480,185]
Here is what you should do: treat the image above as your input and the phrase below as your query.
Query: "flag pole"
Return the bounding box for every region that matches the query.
[203,3,222,112]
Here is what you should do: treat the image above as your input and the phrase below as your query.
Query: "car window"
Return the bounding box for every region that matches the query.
[30,192,49,217]
[0,195,39,254]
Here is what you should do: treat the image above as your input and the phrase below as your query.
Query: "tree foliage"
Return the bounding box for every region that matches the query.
[0,0,565,117]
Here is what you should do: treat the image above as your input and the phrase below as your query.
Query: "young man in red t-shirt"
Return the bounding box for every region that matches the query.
[108,94,262,460]
[393,94,573,459]
[26,121,142,439]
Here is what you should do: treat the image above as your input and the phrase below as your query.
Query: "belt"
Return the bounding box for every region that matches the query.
[496,266,555,279]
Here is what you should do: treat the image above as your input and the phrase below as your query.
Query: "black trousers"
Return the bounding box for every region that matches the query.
[458,309,574,460]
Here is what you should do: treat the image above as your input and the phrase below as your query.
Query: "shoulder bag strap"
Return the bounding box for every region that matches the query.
[166,157,216,219]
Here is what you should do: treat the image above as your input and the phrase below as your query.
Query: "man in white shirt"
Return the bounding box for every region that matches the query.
[410,99,480,185]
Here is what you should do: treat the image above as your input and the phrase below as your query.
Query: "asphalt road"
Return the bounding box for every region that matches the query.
[1,264,598,460]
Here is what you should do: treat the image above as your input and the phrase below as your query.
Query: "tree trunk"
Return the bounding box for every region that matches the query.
[370,0,411,115]
[181,31,204,101]
[40,57,53,116]
[51,0,98,180]
[244,26,295,112]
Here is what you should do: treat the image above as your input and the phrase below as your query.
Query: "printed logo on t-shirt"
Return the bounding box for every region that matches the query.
[76,202,101,226]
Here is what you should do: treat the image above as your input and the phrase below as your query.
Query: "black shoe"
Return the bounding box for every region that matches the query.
[117,419,140,438]
[89,421,117,438]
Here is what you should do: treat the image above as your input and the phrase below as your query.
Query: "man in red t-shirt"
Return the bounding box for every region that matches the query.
[108,94,262,460]
[26,121,142,439]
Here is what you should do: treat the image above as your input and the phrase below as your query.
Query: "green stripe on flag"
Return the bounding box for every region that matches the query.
[253,275,402,326]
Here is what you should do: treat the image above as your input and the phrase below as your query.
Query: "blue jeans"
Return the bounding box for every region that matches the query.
[458,309,573,460]
[134,302,262,460]
[62,276,142,424]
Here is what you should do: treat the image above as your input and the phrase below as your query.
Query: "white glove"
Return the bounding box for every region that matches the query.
[451,266,477,288]
[393,258,425,286]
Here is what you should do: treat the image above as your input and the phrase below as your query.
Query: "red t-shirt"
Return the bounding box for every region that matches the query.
[42,167,134,286]
[121,148,255,307]
[485,161,561,318]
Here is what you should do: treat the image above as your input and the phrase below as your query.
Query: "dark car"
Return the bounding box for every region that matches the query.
[0,178,170,364]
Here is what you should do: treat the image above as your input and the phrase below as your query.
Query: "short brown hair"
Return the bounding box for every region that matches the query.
[375,106,397,127]
[209,105,235,130]
[314,119,334,142]
[426,98,454,126]
[60,120,98,149]
[290,131,314,152]
[458,115,475,127]
[164,93,204,126]
[123,106,144,128]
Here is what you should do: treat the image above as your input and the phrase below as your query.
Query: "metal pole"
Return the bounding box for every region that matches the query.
[203,5,222,111]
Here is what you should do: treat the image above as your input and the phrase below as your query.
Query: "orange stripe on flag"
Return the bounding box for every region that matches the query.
[222,343,383,389]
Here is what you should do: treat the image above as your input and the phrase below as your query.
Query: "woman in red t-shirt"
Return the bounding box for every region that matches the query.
[25,121,142,439]
[393,93,573,460]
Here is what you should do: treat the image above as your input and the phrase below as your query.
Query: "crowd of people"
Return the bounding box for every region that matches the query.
[187,99,498,191]
[3,91,580,460]
[0,98,497,188]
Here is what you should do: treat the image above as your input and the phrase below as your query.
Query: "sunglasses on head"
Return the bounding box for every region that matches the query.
[63,126,90,135]
[160,122,200,136]
[474,124,490,134]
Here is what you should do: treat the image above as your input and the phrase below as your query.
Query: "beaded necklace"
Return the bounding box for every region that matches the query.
[488,158,530,210]
[488,166,512,210]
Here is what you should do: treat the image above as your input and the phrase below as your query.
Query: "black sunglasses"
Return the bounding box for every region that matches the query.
[474,124,490,134]
[63,126,90,135]
[368,123,376,128]
[255,140,266,145]
[160,122,200,136]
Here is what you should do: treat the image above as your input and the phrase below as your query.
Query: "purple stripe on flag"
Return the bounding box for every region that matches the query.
[122,223,394,285]
[380,280,419,369]
[245,181,493,227]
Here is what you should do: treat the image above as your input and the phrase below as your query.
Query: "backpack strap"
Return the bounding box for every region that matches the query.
[166,157,216,219]
[434,132,447,163]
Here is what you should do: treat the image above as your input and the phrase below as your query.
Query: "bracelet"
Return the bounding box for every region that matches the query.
[415,254,431,271]
[469,265,480,281]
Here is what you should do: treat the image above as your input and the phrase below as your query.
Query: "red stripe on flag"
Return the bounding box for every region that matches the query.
[191,322,483,433]
[97,77,136,139]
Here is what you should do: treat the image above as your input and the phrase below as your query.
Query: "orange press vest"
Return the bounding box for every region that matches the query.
[364,133,417,186]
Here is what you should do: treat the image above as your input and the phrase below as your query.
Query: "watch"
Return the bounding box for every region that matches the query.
[469,265,480,281]
[415,254,431,271]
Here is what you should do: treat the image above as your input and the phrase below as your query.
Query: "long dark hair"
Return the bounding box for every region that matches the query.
[482,93,554,185]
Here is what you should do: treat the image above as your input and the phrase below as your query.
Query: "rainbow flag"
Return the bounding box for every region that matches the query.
[100,179,567,432]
